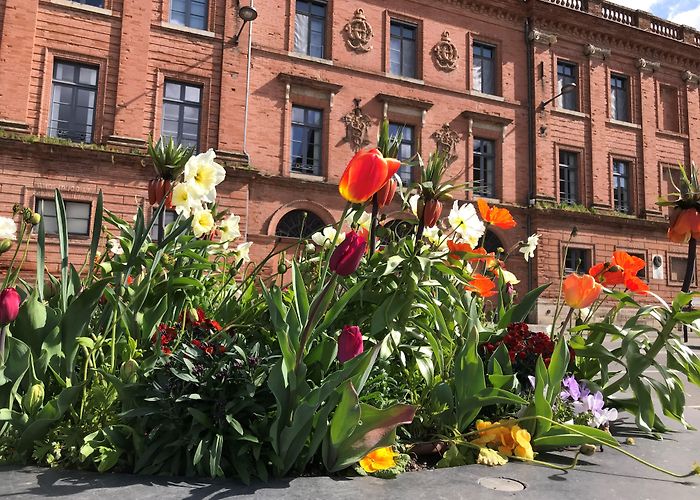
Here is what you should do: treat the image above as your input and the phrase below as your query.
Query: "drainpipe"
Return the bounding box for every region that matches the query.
[242,0,254,240]
[525,16,536,295]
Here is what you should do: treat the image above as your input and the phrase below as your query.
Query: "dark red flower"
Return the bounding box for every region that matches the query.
[338,325,364,363]
[330,231,367,277]
[0,288,21,326]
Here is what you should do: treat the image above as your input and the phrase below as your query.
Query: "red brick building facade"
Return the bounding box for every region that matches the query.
[1,0,700,320]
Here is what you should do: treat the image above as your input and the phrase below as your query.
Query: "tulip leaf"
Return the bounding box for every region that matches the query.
[497,284,549,329]
[454,329,486,431]
[533,424,618,449]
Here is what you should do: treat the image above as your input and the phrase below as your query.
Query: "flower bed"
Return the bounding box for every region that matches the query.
[0,128,699,481]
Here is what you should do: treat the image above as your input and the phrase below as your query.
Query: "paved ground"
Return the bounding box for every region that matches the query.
[1,337,700,499]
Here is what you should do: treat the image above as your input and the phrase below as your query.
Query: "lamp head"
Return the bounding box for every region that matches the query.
[238,6,258,22]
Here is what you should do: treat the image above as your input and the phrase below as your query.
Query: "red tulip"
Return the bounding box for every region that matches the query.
[0,288,21,326]
[376,178,398,208]
[339,149,401,204]
[338,325,364,363]
[419,199,443,228]
[330,231,367,276]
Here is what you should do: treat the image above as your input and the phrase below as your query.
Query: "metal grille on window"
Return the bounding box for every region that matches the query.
[291,106,323,175]
[613,160,630,213]
[275,210,325,239]
[389,123,415,185]
[559,151,578,204]
[389,21,417,78]
[564,248,590,274]
[472,42,495,95]
[611,74,629,122]
[150,210,178,241]
[473,138,496,198]
[557,61,578,111]
[35,199,91,236]
[49,60,98,143]
[162,81,202,150]
[294,0,326,58]
[170,0,208,30]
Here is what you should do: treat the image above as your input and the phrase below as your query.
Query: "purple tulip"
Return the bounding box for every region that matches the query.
[338,325,363,363]
[329,231,367,277]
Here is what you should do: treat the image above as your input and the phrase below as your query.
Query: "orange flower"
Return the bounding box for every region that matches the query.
[589,251,648,294]
[563,273,602,309]
[477,198,516,229]
[339,149,401,204]
[446,240,491,262]
[359,447,398,473]
[471,420,534,460]
[668,208,700,244]
[465,274,497,298]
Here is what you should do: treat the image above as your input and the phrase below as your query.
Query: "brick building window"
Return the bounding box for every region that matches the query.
[610,74,630,122]
[35,199,91,236]
[612,159,631,213]
[564,247,591,274]
[473,137,496,198]
[557,61,578,111]
[275,209,325,239]
[162,80,201,150]
[559,150,579,205]
[659,84,679,133]
[472,42,496,95]
[294,0,326,58]
[389,123,415,184]
[72,0,104,6]
[291,105,322,175]
[150,210,178,241]
[389,20,417,78]
[170,0,208,30]
[669,255,696,284]
[49,60,98,143]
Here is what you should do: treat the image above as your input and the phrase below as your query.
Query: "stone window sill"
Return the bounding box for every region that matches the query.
[468,91,505,103]
[290,172,326,183]
[288,52,333,66]
[384,73,425,86]
[159,21,216,39]
[656,129,688,140]
[607,119,641,130]
[550,108,588,119]
[48,0,113,17]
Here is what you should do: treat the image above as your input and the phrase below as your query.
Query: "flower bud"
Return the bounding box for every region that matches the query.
[187,307,199,324]
[22,208,33,224]
[420,199,443,228]
[12,203,21,215]
[329,230,367,277]
[376,178,398,208]
[120,359,139,383]
[625,437,636,446]
[22,382,45,415]
[277,261,289,274]
[0,288,21,326]
[0,239,12,254]
[338,325,364,363]
[579,444,597,456]
[30,212,42,225]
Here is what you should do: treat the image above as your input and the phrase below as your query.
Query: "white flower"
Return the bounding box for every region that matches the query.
[500,269,520,285]
[191,208,215,238]
[408,194,420,217]
[107,238,123,255]
[519,233,541,262]
[311,227,345,248]
[183,149,226,203]
[219,214,241,243]
[305,243,316,253]
[233,241,253,264]
[423,226,446,249]
[448,201,485,247]
[0,216,17,241]
[354,211,372,233]
[171,183,201,218]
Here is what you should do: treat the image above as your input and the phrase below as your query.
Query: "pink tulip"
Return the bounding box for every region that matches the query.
[0,288,21,326]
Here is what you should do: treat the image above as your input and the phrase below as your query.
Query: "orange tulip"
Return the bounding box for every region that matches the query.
[477,198,516,229]
[563,274,602,309]
[668,208,700,243]
[339,149,401,204]
[465,274,497,298]
[376,177,398,208]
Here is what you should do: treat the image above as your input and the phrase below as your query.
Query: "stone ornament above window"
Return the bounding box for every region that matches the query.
[682,70,700,85]
[432,31,458,71]
[584,43,611,60]
[342,98,372,151]
[344,9,373,53]
[636,58,661,72]
[528,29,557,46]
[432,123,460,160]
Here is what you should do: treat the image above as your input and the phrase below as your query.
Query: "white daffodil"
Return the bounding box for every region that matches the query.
[448,201,485,247]
[219,214,241,243]
[311,227,345,248]
[191,208,215,238]
[423,225,446,249]
[408,194,420,217]
[345,211,372,233]
[519,233,541,262]
[183,149,226,203]
[0,216,17,241]
[171,183,201,218]
[233,241,253,264]
[500,269,520,285]
[107,238,123,256]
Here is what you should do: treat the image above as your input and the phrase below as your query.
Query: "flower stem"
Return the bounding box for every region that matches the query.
[681,237,696,342]
[369,194,379,257]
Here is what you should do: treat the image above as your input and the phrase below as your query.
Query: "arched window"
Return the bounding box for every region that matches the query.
[275,209,325,239]
[483,230,504,253]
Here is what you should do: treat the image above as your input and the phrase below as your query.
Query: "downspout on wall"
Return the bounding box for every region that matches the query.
[525,15,536,297]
